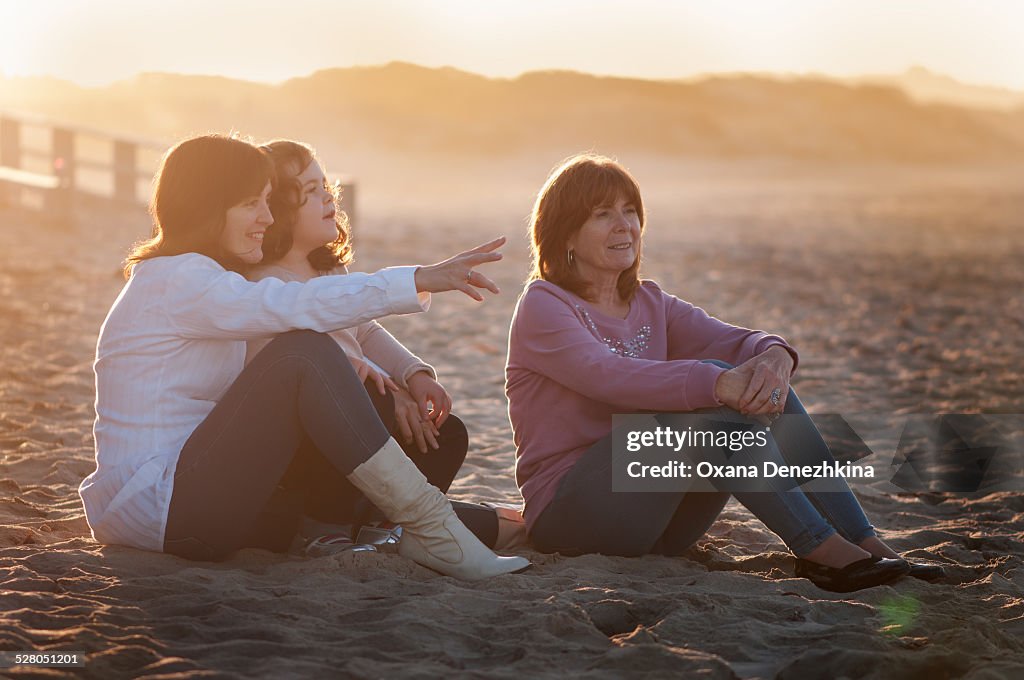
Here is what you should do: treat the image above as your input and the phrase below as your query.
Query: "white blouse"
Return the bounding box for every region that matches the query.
[245,264,435,388]
[79,253,429,551]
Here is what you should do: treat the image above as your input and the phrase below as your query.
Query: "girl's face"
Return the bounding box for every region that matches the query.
[566,192,642,282]
[289,160,339,255]
[221,181,273,264]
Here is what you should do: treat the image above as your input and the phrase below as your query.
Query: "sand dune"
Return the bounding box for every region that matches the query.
[5,62,1024,163]
[1,165,1023,678]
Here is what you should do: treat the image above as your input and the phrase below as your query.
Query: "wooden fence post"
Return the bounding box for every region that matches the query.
[113,140,137,203]
[0,117,21,204]
[50,127,75,215]
[0,117,21,168]
[339,179,356,229]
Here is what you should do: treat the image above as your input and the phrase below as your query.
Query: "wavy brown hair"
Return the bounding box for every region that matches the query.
[124,134,274,277]
[259,140,352,272]
[528,153,645,301]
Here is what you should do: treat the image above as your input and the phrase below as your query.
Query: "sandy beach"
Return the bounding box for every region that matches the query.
[1,163,1023,679]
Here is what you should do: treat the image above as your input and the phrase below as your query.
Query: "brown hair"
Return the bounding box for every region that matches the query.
[259,139,352,272]
[124,134,274,277]
[528,153,645,301]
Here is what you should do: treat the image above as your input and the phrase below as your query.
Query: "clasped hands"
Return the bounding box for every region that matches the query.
[713,345,795,421]
[350,355,450,454]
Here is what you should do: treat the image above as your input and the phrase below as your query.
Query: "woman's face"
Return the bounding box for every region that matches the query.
[221,181,273,264]
[567,193,642,282]
[288,160,339,255]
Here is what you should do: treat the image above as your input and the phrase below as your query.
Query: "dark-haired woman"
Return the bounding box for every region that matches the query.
[506,153,941,592]
[79,134,528,579]
[245,139,526,552]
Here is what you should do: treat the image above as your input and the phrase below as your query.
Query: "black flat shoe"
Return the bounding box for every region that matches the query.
[794,556,911,593]
[904,560,945,581]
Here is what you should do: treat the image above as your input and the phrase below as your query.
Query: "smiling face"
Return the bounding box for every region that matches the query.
[288,160,339,255]
[219,180,273,264]
[567,193,642,285]
[529,154,646,302]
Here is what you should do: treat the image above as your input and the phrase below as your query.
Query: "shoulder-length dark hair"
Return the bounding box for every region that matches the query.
[124,134,274,277]
[528,153,645,301]
[258,139,352,272]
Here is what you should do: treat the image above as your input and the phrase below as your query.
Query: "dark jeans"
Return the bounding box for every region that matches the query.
[530,360,877,558]
[164,330,497,560]
[163,330,390,561]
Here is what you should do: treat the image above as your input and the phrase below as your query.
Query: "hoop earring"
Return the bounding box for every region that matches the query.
[567,249,575,267]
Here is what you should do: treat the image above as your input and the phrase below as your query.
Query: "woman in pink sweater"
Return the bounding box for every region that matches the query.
[507,154,941,592]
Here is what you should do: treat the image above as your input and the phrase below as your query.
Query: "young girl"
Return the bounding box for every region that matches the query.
[246,139,525,552]
[79,134,528,580]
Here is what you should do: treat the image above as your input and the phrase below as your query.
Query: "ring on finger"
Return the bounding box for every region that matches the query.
[770,388,782,406]
[466,270,474,283]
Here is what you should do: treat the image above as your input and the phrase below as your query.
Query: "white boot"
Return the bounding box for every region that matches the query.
[347,438,530,580]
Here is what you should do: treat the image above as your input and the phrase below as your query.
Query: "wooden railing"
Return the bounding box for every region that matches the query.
[0,112,358,225]
[0,111,165,214]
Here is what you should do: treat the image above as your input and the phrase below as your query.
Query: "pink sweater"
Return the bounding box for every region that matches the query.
[505,279,797,531]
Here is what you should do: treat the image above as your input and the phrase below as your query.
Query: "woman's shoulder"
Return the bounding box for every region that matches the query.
[516,279,580,313]
[512,281,593,336]
[114,254,229,312]
[636,279,688,307]
[519,279,577,303]
[637,278,667,296]
[131,252,226,280]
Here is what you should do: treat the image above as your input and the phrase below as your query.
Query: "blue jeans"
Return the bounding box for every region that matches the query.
[530,360,877,558]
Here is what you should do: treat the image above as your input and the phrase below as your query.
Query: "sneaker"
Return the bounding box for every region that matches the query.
[355,522,402,546]
[304,533,378,558]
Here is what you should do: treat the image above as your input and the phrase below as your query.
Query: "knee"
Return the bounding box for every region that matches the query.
[423,415,468,491]
[367,382,396,425]
[439,415,469,461]
[261,331,354,374]
[269,329,340,356]
[264,329,339,360]
[700,359,734,369]
[255,331,364,391]
[695,404,760,428]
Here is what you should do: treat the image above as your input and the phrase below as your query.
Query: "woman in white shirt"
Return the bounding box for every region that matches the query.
[245,139,526,552]
[79,134,528,580]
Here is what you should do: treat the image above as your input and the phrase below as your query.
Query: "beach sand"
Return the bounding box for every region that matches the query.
[1,165,1023,678]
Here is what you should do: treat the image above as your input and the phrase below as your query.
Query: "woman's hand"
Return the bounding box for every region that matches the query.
[714,346,794,416]
[393,387,440,454]
[349,355,398,395]
[406,371,453,429]
[414,237,505,301]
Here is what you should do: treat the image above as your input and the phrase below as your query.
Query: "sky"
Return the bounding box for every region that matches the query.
[1,0,1023,90]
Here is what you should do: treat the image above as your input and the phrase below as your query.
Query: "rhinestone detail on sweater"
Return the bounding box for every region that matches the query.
[575,305,651,358]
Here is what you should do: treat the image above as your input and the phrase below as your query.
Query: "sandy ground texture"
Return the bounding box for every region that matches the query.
[1,165,1023,679]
